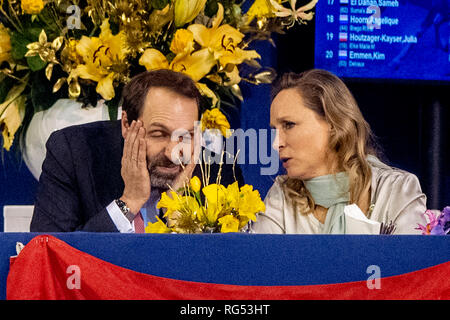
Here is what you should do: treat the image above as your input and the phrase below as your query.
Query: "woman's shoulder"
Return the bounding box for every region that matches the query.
[265,175,287,198]
[367,156,427,234]
[368,155,423,197]
[264,175,297,211]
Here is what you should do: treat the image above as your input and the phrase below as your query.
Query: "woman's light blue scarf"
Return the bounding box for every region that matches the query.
[303,172,349,234]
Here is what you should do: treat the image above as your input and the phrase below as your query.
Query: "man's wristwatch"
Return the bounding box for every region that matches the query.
[115,199,136,222]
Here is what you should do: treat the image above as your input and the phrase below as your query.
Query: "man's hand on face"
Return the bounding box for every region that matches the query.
[120,120,150,215]
[171,160,197,192]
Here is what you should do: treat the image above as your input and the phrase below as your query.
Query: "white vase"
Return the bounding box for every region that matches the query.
[22,99,110,180]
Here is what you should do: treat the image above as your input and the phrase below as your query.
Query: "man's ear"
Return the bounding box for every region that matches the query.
[121,111,129,139]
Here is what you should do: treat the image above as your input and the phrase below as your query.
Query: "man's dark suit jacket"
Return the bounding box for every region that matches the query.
[30,120,244,232]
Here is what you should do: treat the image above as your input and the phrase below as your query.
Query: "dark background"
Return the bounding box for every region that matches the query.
[274,21,450,210]
[1,16,449,231]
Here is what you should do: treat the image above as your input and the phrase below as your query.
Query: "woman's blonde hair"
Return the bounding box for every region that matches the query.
[271,69,378,214]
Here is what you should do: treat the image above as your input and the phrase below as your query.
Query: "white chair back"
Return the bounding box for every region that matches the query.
[3,206,34,232]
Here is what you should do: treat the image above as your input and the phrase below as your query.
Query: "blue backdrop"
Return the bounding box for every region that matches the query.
[1,233,449,300]
[1,20,449,231]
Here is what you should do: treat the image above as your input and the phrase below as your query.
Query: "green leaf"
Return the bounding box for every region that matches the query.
[0,76,29,116]
[26,55,47,71]
[151,0,169,10]
[9,28,44,60]
[205,0,219,17]
[27,28,43,39]
[109,20,120,35]
[30,71,59,113]
[36,6,61,39]
[0,76,14,104]
[105,94,121,121]
[10,32,29,60]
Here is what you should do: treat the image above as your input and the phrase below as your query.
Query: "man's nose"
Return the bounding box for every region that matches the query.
[165,133,191,164]
[164,139,182,164]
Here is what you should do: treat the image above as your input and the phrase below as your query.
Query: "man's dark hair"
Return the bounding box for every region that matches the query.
[121,69,202,123]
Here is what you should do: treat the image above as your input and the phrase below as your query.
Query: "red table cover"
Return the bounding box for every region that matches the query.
[6,235,450,300]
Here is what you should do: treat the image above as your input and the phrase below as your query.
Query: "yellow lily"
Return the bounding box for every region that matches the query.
[189,176,202,193]
[170,29,195,55]
[140,47,215,82]
[196,82,218,106]
[218,215,240,233]
[21,0,45,14]
[139,48,217,106]
[237,184,265,222]
[139,29,215,82]
[188,3,260,68]
[174,0,207,27]
[204,66,242,105]
[171,48,215,82]
[246,0,276,23]
[140,29,217,106]
[165,195,204,232]
[218,47,260,70]
[145,216,172,233]
[157,191,182,217]
[69,19,129,100]
[181,195,203,221]
[0,22,11,64]
[188,3,243,56]
[139,48,169,70]
[224,66,241,86]
[225,181,240,209]
[60,38,82,67]
[201,108,231,138]
[202,183,227,224]
[0,94,26,151]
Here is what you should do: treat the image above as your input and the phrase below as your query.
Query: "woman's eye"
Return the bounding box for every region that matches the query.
[283,121,295,129]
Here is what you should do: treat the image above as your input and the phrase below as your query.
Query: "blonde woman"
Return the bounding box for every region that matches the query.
[252,69,427,234]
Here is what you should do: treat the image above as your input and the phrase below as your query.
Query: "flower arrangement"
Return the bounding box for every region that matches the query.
[146,159,265,233]
[416,207,450,235]
[0,0,317,151]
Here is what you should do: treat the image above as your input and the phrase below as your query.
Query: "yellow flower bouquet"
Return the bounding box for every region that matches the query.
[0,0,316,151]
[146,166,266,233]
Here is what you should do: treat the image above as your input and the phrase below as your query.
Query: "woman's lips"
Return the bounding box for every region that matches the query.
[281,158,291,168]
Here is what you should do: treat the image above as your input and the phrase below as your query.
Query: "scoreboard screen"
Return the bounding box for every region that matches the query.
[314,0,450,82]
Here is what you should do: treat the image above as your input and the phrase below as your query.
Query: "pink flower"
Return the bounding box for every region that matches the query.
[431,206,450,235]
[416,210,439,235]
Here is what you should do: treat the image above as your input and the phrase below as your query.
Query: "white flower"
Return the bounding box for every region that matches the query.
[270,0,318,28]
